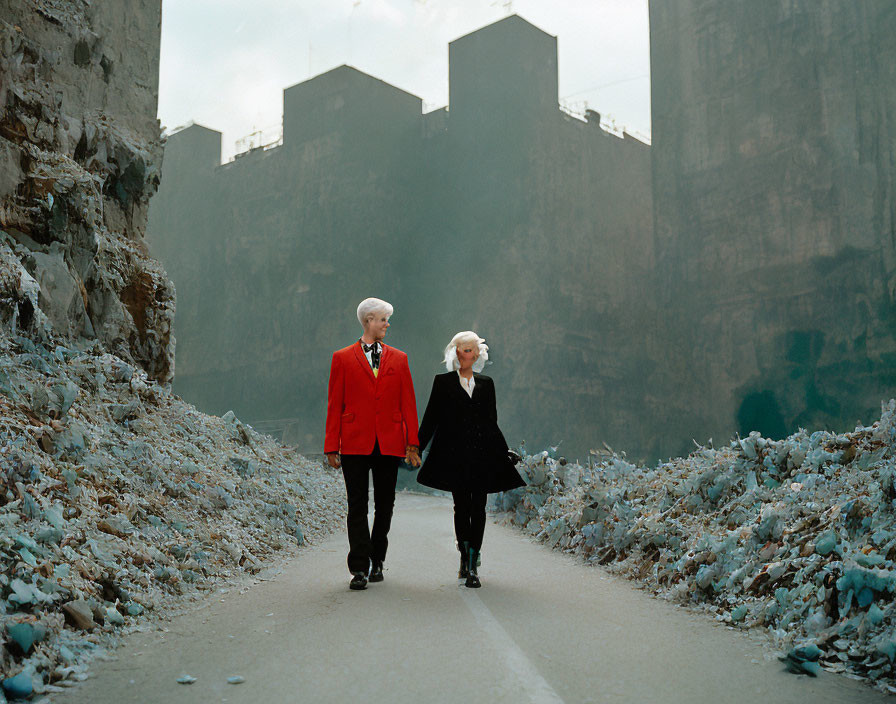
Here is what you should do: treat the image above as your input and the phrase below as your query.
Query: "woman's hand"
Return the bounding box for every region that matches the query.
[326,452,341,469]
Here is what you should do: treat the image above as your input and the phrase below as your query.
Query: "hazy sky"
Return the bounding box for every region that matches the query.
[158,0,651,162]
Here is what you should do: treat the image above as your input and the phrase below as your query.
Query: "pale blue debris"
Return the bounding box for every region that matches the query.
[493,399,896,686]
[868,604,886,627]
[1,672,33,698]
[814,531,838,556]
[5,623,46,654]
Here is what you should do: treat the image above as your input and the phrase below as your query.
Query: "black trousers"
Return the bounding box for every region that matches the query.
[451,490,488,552]
[341,443,400,575]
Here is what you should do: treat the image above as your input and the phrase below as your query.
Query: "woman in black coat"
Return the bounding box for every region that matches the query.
[416,331,525,588]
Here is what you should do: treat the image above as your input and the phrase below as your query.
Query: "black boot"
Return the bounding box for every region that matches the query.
[465,547,481,588]
[369,559,384,583]
[458,542,469,579]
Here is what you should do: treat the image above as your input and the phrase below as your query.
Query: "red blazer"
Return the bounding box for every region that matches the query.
[324,342,419,457]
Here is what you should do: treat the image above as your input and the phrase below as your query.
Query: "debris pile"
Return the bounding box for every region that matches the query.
[496,400,896,692]
[0,326,344,698]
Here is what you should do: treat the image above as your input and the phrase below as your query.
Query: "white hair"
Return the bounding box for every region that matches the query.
[356,297,394,326]
[443,330,489,373]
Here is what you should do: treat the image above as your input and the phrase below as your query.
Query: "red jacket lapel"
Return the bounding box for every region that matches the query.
[378,344,391,378]
[352,342,377,382]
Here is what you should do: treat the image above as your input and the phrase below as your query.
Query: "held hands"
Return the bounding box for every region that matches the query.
[326,452,341,469]
[405,445,422,468]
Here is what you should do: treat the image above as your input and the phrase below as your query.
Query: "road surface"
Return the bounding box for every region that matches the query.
[60,494,887,703]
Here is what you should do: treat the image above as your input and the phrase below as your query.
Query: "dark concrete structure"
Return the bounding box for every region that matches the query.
[149,5,896,460]
[148,15,655,459]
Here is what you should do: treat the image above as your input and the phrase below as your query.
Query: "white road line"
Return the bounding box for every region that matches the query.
[460,588,566,704]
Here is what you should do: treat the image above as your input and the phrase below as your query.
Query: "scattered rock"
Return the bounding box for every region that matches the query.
[5,622,45,655]
[1,671,33,698]
[62,601,95,631]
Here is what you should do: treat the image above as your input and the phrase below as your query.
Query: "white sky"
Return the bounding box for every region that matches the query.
[158,0,651,163]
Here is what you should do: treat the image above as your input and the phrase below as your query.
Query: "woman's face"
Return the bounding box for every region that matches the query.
[456,343,479,371]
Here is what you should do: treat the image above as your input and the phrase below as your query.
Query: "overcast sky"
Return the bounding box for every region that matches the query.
[158,0,651,163]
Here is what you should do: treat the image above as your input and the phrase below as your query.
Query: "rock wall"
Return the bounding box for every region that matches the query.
[649,0,896,452]
[0,0,175,382]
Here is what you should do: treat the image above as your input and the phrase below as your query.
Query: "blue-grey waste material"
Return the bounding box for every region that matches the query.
[0,328,345,695]
[494,401,896,693]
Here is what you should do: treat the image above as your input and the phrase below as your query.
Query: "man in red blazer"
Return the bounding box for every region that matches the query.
[325,297,421,590]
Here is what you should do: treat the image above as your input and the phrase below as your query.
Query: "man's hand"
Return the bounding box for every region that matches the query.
[405,445,421,468]
[326,452,341,469]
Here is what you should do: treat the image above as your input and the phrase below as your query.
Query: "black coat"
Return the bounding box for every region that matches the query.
[416,372,526,494]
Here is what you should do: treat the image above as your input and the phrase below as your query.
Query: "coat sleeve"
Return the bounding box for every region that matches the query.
[400,355,420,447]
[486,377,498,424]
[324,352,344,454]
[417,376,441,452]
[486,377,511,452]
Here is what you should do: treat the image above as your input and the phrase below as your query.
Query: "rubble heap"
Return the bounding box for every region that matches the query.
[496,400,896,692]
[0,325,344,698]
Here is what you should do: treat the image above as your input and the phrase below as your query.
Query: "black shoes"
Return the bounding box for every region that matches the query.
[350,560,383,589]
[464,546,481,589]
[458,548,469,579]
[349,572,368,590]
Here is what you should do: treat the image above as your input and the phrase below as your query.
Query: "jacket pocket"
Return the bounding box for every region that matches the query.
[392,412,403,423]
[342,412,355,423]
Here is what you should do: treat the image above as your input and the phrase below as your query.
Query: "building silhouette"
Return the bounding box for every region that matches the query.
[149,6,895,459]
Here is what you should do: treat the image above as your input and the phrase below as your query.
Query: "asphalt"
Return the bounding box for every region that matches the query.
[59,494,889,704]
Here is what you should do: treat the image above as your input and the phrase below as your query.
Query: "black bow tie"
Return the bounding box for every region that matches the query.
[363,342,381,369]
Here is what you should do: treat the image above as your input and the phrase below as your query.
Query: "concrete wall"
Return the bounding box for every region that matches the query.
[148,15,656,459]
[149,4,895,459]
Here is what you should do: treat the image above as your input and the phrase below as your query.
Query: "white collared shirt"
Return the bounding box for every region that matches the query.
[457,370,475,397]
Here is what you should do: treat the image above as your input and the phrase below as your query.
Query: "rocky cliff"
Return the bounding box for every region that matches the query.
[0,0,174,382]
[650,0,896,454]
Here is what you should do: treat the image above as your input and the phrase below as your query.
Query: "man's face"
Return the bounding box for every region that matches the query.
[365,314,390,342]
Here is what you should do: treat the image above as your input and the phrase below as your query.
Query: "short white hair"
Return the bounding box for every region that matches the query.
[443,331,489,373]
[357,297,393,326]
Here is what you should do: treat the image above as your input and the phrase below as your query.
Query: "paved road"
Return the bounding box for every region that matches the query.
[61,494,887,703]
